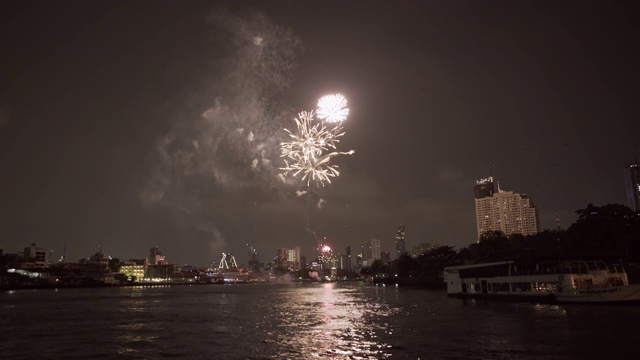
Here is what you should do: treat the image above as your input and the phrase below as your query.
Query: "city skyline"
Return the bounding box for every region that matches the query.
[1,1,639,265]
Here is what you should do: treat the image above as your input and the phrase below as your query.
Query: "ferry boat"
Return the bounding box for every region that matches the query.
[443,260,640,304]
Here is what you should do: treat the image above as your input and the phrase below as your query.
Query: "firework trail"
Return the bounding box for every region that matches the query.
[280,94,354,187]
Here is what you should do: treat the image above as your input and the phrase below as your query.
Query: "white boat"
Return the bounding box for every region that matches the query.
[443,260,640,304]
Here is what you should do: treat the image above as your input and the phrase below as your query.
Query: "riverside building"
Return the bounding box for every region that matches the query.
[474,176,540,240]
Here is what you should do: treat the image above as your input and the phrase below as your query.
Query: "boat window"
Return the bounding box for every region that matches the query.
[459,264,510,278]
[533,282,557,292]
[569,261,588,274]
[512,282,532,292]
[491,283,510,292]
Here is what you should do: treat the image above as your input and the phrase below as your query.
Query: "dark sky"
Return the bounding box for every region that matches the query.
[1,0,639,266]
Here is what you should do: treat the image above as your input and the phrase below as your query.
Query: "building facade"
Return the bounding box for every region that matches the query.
[22,244,51,268]
[624,163,640,212]
[474,177,540,240]
[276,247,301,271]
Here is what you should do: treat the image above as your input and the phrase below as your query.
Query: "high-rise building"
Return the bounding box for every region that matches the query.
[276,247,301,271]
[345,245,352,271]
[289,246,301,271]
[395,225,407,258]
[474,177,540,240]
[364,238,381,265]
[624,163,640,212]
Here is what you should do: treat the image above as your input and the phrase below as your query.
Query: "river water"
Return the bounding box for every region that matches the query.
[1,281,638,359]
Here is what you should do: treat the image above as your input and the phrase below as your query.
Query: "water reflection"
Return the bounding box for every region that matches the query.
[260,283,392,359]
[113,287,168,356]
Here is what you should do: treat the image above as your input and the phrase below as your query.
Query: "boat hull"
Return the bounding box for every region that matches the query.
[554,284,640,304]
[447,292,558,304]
[444,260,640,305]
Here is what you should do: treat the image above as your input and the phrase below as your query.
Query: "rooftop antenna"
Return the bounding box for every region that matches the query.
[489,158,495,179]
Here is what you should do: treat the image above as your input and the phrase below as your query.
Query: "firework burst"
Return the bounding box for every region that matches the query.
[280,94,354,187]
[317,94,349,123]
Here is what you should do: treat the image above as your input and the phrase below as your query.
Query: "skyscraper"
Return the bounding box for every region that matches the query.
[395,225,407,258]
[624,163,640,212]
[364,238,381,265]
[346,245,352,271]
[276,247,301,271]
[474,177,540,240]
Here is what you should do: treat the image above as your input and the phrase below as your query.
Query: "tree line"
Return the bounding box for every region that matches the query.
[364,204,640,286]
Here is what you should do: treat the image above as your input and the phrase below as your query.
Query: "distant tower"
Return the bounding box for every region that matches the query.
[247,243,259,268]
[346,245,352,271]
[364,238,381,265]
[395,225,407,258]
[624,155,640,212]
[474,177,540,240]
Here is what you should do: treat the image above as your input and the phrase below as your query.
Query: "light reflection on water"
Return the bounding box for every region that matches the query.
[2,283,640,359]
[259,282,392,359]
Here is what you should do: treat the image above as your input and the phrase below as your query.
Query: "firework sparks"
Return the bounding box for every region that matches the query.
[317,94,349,123]
[280,95,354,187]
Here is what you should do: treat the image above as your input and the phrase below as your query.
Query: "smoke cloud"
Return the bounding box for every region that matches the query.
[141,7,303,259]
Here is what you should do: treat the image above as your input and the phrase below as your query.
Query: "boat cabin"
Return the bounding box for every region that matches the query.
[443,260,628,299]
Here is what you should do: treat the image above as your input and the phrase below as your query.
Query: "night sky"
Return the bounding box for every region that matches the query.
[1,0,639,266]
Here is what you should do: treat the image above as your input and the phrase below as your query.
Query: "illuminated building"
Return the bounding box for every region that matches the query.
[474,177,540,240]
[346,245,352,271]
[395,225,407,258]
[119,259,146,281]
[276,247,301,271]
[624,163,640,212]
